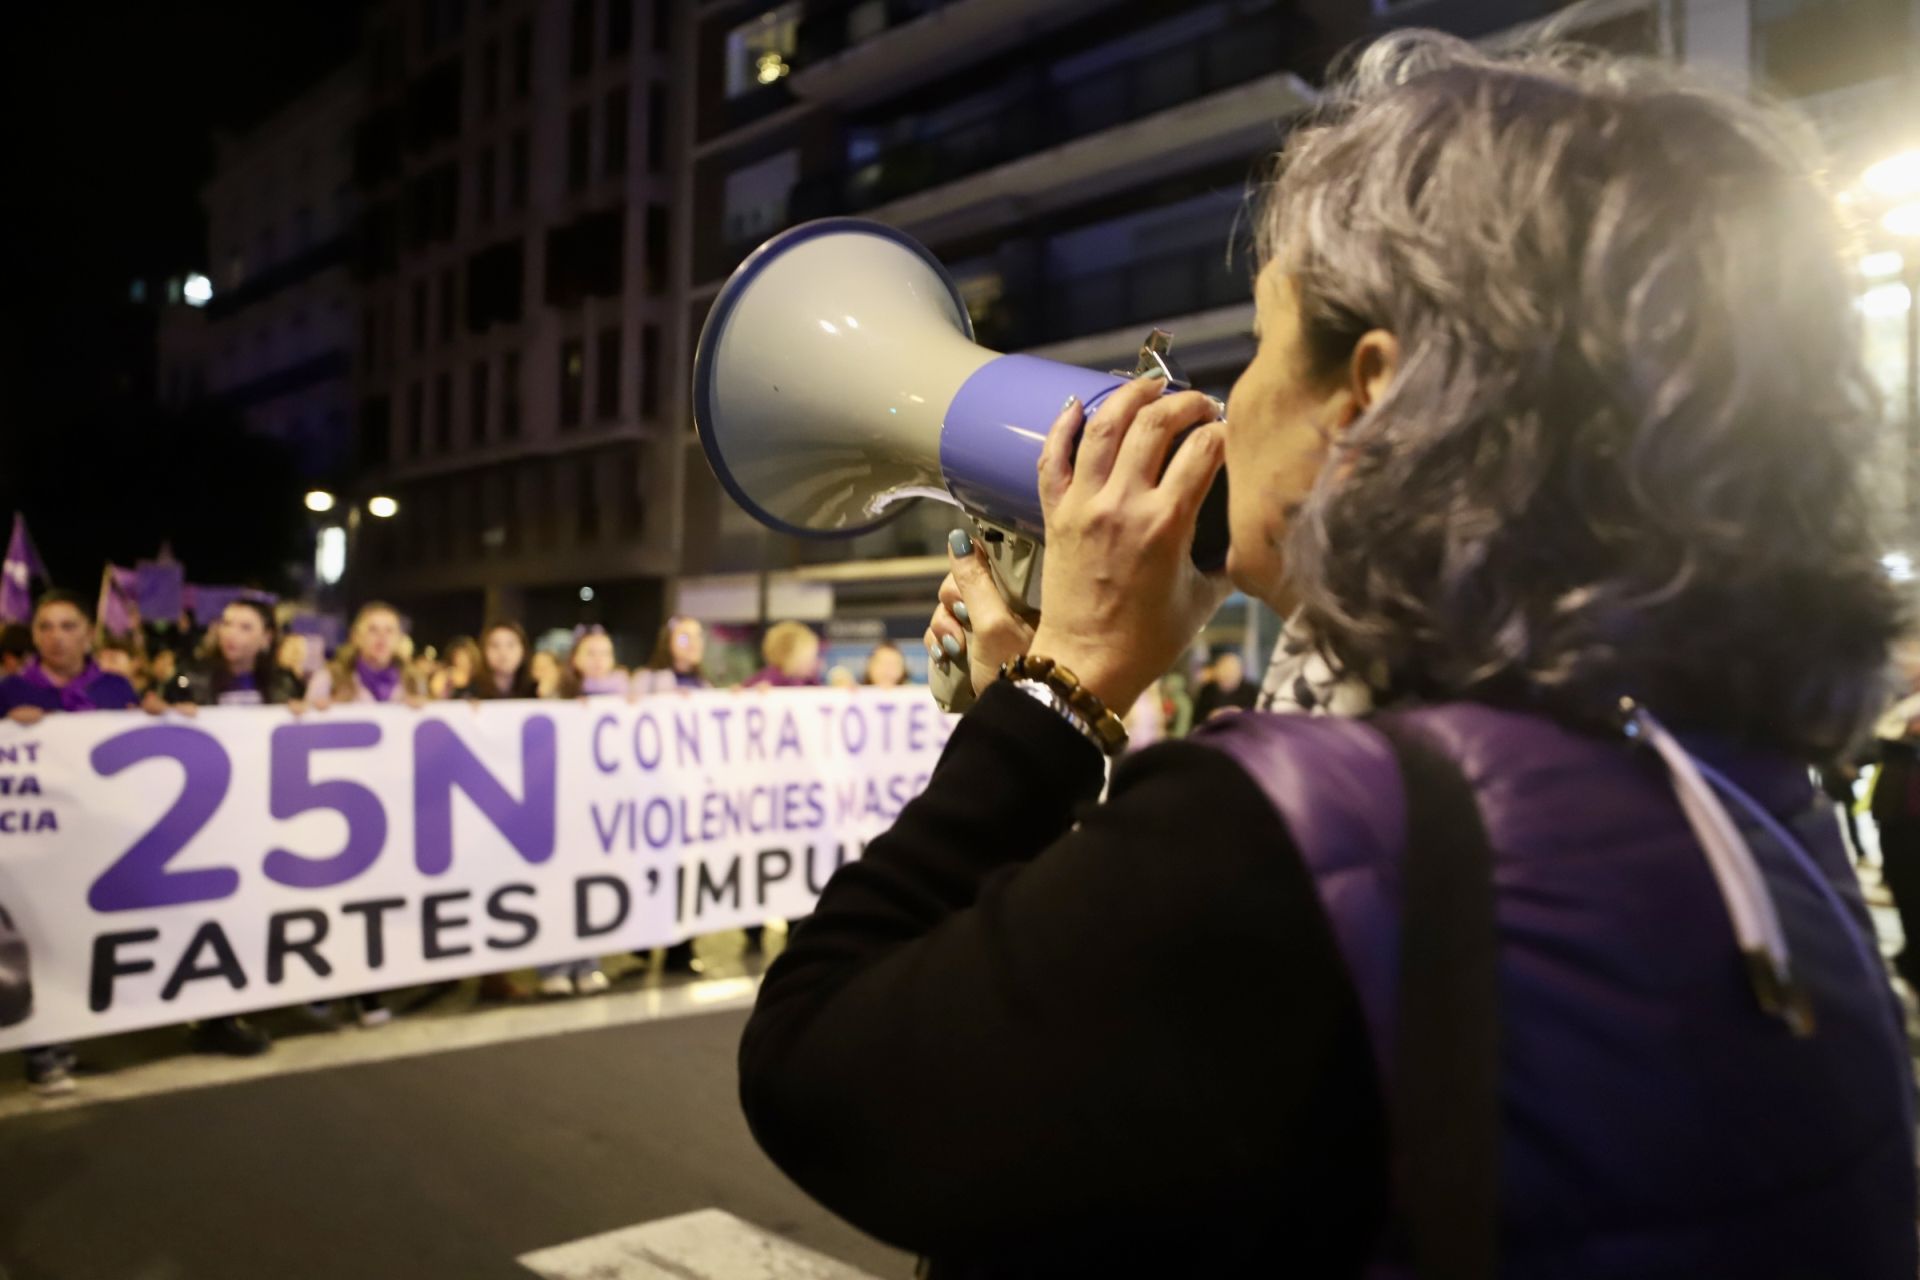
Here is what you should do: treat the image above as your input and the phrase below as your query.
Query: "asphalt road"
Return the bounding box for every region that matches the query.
[0,1006,910,1280]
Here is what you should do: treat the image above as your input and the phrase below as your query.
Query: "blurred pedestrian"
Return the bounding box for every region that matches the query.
[743,621,820,688]
[473,620,539,699]
[863,640,908,688]
[639,616,709,693]
[0,589,140,1094]
[94,634,142,689]
[0,624,30,677]
[275,631,311,698]
[529,648,563,698]
[561,625,627,698]
[433,635,480,699]
[164,600,301,708]
[300,601,422,1025]
[304,602,422,708]
[1192,648,1257,721]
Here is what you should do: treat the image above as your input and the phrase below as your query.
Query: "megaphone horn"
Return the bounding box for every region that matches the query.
[693,218,1230,570]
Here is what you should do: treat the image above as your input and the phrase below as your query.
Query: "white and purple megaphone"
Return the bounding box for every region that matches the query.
[693,217,1229,710]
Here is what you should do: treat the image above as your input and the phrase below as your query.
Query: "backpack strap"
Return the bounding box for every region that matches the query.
[1372,715,1501,1280]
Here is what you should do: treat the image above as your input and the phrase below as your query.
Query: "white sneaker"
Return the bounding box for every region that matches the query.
[357,1005,392,1028]
[539,973,575,998]
[574,968,611,996]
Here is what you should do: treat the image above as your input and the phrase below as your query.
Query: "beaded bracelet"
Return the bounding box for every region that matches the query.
[999,654,1130,757]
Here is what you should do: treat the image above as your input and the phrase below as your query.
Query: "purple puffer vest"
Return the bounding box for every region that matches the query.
[1193,702,1916,1279]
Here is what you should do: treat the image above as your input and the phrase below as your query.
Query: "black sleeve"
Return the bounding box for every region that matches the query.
[738,681,1379,1256]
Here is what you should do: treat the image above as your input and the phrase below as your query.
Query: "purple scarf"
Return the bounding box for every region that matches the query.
[357,658,402,703]
[21,657,105,712]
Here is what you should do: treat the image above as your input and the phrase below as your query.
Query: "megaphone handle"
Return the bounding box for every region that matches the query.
[929,519,1044,714]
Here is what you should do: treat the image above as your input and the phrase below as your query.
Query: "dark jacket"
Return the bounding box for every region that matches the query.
[164,659,303,707]
[740,684,1915,1278]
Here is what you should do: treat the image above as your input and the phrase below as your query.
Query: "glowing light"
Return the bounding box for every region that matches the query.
[817,319,839,334]
[1884,203,1920,237]
[316,526,347,586]
[182,273,213,306]
[1864,150,1920,199]
[579,586,595,602]
[368,495,399,519]
[844,316,859,329]
[1862,251,1905,279]
[756,52,789,84]
[1861,283,1913,317]
[304,489,337,513]
[1885,552,1915,583]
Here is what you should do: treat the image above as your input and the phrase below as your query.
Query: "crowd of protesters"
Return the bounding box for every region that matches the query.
[0,577,1355,1096]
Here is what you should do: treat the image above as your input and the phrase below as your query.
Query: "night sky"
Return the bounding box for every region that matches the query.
[0,1,368,590]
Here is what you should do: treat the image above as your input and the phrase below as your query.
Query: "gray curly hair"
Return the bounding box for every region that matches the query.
[1259,31,1902,756]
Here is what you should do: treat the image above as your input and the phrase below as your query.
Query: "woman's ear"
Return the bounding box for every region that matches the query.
[1349,329,1400,413]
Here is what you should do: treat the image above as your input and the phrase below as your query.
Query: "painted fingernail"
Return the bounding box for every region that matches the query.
[941,635,963,660]
[1060,394,1080,414]
[948,528,973,557]
[952,601,971,628]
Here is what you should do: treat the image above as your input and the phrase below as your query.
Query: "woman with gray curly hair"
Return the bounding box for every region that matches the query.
[739,32,1915,1279]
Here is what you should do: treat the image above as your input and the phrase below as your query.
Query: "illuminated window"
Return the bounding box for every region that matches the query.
[725,4,800,99]
[722,149,798,245]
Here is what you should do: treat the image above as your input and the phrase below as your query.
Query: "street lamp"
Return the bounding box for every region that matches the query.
[1864,150,1920,200]
[1884,203,1920,238]
[367,495,400,519]
[304,489,337,513]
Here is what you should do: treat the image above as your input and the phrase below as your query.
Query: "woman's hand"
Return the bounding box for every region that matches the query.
[926,534,1038,696]
[142,692,196,717]
[1025,376,1230,712]
[6,706,44,726]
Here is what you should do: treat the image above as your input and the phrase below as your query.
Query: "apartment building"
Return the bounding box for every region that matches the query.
[347,0,681,649]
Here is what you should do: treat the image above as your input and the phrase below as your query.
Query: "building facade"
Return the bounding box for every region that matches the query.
[192,65,365,486]
[346,0,681,652]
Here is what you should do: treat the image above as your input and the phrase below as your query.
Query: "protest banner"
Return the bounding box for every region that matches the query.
[0,688,951,1051]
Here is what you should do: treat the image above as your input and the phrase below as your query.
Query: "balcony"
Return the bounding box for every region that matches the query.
[695,10,1316,286]
[790,0,1122,108]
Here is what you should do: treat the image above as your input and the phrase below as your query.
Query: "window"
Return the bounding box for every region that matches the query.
[471,360,491,443]
[651,0,670,53]
[570,0,594,77]
[567,106,591,192]
[411,280,428,353]
[438,268,456,343]
[560,338,584,427]
[646,81,666,174]
[481,40,499,118]
[644,202,668,294]
[577,457,602,541]
[512,20,532,98]
[620,445,646,536]
[609,1,633,56]
[476,145,496,225]
[434,372,453,450]
[725,5,800,98]
[502,350,522,438]
[407,381,424,457]
[605,88,628,176]
[596,325,621,420]
[509,131,529,210]
[466,236,525,331]
[639,322,660,419]
[360,395,392,467]
[722,149,796,244]
[361,306,379,373]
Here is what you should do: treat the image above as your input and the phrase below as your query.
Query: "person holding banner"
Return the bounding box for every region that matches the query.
[743,621,821,689]
[301,601,425,1026]
[162,599,302,709]
[738,34,1914,1278]
[470,620,539,700]
[0,589,140,1093]
[637,616,709,694]
[304,602,425,709]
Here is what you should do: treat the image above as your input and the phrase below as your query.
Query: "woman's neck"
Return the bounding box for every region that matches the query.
[40,656,85,683]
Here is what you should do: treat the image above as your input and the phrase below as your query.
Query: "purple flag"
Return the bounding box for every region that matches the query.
[186,584,276,625]
[135,559,185,622]
[1,514,45,625]
[96,564,140,635]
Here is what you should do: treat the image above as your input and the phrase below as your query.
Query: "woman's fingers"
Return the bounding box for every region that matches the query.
[1070,375,1169,493]
[1112,391,1220,496]
[1159,423,1227,527]
[1036,395,1084,514]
